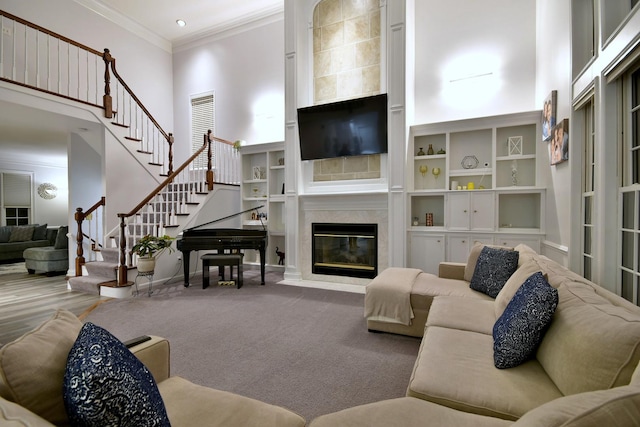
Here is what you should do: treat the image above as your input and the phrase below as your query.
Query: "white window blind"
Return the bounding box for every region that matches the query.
[2,173,31,206]
[191,93,215,169]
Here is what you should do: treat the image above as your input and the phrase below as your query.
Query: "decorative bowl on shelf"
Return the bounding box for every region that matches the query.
[461,155,479,169]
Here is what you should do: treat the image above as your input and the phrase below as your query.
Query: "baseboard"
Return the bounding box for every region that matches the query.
[278,279,366,294]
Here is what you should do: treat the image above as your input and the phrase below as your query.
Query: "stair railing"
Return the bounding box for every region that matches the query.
[102,49,175,175]
[74,197,106,276]
[0,10,105,110]
[116,131,238,285]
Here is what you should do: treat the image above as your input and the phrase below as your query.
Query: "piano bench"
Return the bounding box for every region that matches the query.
[201,253,244,289]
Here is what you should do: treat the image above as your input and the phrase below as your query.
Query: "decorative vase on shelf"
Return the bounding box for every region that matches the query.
[417,147,425,156]
[427,144,434,155]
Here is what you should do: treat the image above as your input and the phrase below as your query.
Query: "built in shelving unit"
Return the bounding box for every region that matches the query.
[407,111,546,273]
[240,141,285,268]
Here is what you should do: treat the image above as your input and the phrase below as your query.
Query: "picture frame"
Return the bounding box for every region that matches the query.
[508,136,523,156]
[550,118,569,166]
[542,90,557,142]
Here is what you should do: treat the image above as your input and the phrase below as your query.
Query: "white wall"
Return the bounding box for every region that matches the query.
[535,0,573,254]
[413,0,537,124]
[0,158,68,226]
[171,19,285,162]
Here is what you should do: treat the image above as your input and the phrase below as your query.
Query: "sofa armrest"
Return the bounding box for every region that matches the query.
[129,336,170,383]
[438,262,466,280]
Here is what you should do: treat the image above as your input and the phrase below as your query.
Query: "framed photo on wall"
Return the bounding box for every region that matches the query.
[542,90,557,142]
[550,118,569,165]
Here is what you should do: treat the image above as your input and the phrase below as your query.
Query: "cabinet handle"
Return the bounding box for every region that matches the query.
[474,210,478,213]
[463,209,468,213]
[461,240,466,243]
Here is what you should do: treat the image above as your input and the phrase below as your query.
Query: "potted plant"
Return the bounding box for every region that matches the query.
[131,234,174,273]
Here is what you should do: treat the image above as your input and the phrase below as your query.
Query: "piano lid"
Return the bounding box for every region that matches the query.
[182,205,266,233]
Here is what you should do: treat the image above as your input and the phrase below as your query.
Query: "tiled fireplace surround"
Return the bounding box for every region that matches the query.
[298,192,388,288]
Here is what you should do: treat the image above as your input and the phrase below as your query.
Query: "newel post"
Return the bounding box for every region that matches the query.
[206,130,214,191]
[117,215,128,286]
[74,208,85,277]
[102,49,113,119]
[168,133,174,175]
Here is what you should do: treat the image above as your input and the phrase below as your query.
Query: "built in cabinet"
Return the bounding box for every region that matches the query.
[408,111,545,274]
[240,141,285,268]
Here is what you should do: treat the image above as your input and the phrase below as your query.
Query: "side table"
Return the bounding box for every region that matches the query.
[134,270,154,297]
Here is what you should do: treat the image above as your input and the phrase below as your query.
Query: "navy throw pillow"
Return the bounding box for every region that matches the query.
[63,323,171,427]
[493,272,558,369]
[469,246,519,298]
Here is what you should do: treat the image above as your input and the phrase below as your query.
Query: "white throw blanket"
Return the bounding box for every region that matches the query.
[364,267,422,326]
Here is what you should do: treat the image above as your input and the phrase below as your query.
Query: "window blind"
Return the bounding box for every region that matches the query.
[191,93,215,169]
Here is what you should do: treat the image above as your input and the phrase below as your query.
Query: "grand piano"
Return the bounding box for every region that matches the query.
[176,207,268,287]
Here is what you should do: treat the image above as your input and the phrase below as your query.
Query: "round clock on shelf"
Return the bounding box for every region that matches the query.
[461,155,479,169]
[37,183,58,199]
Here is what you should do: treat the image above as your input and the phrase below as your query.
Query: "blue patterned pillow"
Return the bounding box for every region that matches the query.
[63,323,171,426]
[469,246,519,298]
[493,272,558,369]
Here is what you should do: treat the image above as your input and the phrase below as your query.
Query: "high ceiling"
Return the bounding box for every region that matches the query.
[98,0,284,45]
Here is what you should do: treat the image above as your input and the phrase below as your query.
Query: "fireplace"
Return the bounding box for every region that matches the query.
[312,223,378,279]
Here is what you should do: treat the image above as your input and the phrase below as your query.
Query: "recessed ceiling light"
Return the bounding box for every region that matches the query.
[176,19,186,27]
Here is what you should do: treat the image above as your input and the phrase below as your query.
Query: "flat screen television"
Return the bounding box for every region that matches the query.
[297,93,388,161]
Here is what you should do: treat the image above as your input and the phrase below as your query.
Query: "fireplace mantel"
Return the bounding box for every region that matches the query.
[299,192,388,211]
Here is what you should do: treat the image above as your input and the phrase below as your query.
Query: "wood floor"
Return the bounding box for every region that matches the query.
[0,262,109,346]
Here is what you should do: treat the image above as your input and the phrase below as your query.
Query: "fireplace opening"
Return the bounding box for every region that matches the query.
[312,223,378,279]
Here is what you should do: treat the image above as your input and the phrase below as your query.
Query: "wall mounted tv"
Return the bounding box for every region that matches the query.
[297,93,388,161]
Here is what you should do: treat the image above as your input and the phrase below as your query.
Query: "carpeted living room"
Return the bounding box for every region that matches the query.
[2,0,640,425]
[0,262,421,422]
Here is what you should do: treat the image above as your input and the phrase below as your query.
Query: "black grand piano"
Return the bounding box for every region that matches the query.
[177,207,268,287]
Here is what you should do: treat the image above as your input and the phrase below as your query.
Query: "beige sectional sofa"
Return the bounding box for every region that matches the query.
[311,244,640,426]
[0,310,305,427]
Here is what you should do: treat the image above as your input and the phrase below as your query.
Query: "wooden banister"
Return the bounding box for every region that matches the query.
[75,197,106,276]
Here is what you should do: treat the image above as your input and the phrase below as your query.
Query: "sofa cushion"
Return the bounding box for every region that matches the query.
[0,396,56,427]
[54,226,68,250]
[309,397,512,427]
[493,272,558,369]
[495,258,547,318]
[426,296,496,335]
[158,376,306,427]
[63,322,170,427]
[464,243,514,282]
[8,226,35,243]
[32,224,48,241]
[0,309,83,425]
[0,226,12,243]
[512,384,640,427]
[536,281,640,395]
[470,246,519,298]
[407,326,562,420]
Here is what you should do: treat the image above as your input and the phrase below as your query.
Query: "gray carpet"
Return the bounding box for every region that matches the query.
[84,267,421,421]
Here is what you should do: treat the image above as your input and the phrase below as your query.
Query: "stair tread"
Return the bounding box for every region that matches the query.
[68,275,115,286]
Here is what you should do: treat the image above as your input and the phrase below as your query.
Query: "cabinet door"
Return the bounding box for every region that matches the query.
[447,234,494,263]
[409,233,445,274]
[448,192,495,231]
[448,193,470,230]
[470,192,495,231]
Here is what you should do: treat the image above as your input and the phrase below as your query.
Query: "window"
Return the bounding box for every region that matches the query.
[1,172,32,226]
[190,93,215,170]
[582,100,595,280]
[619,67,640,305]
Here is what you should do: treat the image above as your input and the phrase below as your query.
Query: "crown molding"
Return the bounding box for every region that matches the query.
[172,6,284,53]
[72,0,173,53]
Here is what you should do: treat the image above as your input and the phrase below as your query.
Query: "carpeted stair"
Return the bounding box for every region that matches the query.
[68,248,120,295]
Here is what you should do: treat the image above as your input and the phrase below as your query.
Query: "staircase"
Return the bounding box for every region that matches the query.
[68,248,120,295]
[0,10,241,295]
